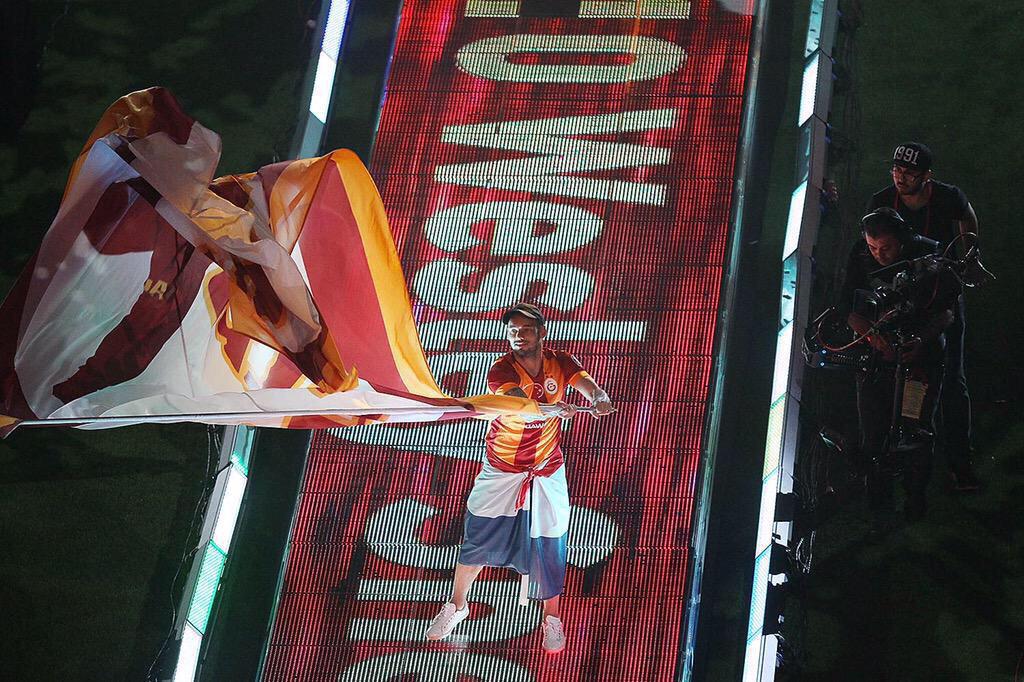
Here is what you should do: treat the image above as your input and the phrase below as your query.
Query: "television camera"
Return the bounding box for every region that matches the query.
[804,232,992,371]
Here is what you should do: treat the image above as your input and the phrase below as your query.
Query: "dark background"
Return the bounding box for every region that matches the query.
[1,0,1022,679]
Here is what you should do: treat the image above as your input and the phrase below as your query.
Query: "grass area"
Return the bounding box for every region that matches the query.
[0,0,311,295]
[848,0,1024,404]
[0,424,211,679]
[782,401,1024,679]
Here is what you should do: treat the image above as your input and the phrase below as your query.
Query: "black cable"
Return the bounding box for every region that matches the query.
[144,425,222,681]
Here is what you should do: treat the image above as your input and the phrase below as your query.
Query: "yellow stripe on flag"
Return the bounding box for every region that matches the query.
[330,150,446,398]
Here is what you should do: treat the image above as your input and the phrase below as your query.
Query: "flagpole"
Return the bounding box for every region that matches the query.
[16,404,596,428]
[17,406,481,428]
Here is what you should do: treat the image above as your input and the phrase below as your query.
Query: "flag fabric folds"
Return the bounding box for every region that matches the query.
[0,87,539,433]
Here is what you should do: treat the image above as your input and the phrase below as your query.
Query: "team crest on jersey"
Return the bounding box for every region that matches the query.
[544,377,558,394]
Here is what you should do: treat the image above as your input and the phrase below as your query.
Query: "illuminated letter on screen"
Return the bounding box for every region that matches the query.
[424,201,604,256]
[338,651,534,681]
[456,34,685,83]
[350,579,539,642]
[579,0,691,18]
[437,109,675,205]
[365,499,456,569]
[413,260,593,313]
[466,0,692,19]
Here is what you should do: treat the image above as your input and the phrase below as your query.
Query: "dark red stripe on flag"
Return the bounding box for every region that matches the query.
[298,163,409,392]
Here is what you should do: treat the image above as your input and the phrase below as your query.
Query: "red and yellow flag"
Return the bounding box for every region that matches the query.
[0,88,539,433]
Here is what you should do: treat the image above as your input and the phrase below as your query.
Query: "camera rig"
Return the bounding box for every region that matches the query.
[804,232,991,371]
[805,232,994,468]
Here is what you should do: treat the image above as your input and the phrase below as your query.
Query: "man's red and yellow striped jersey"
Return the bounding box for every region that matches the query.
[485,348,589,471]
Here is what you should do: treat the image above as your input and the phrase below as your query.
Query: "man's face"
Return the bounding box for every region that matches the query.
[505,313,545,356]
[865,233,902,267]
[891,164,930,196]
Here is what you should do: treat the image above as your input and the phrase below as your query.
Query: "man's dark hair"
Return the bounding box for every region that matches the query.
[861,207,909,241]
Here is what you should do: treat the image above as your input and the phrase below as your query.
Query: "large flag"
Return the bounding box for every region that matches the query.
[0,88,539,433]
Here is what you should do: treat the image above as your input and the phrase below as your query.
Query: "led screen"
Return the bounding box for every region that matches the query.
[263,1,753,678]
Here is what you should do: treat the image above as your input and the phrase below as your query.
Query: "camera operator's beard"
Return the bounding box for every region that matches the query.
[896,182,923,197]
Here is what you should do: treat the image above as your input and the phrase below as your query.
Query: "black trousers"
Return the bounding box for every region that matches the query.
[938,295,973,473]
[856,363,942,509]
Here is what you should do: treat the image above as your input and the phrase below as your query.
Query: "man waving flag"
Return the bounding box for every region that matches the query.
[0,88,539,434]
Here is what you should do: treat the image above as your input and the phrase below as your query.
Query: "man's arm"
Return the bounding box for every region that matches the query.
[847,311,895,358]
[572,375,616,417]
[840,241,895,357]
[497,384,578,419]
[959,202,979,238]
[900,306,954,362]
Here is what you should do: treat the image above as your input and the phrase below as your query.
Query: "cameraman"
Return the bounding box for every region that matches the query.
[839,208,959,521]
[867,142,979,490]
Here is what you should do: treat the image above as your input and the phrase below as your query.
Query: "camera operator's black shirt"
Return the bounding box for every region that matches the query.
[867,180,969,248]
[838,237,958,364]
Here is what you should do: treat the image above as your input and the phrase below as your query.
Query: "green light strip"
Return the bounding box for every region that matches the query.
[186,540,228,635]
[230,425,254,476]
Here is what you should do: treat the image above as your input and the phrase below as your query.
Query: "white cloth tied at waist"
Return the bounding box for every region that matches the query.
[465,459,570,538]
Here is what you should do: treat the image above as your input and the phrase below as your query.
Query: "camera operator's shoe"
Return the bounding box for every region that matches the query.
[892,425,933,453]
[542,615,566,654]
[425,602,469,640]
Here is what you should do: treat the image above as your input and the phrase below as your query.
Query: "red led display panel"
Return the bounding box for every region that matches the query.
[263,1,753,679]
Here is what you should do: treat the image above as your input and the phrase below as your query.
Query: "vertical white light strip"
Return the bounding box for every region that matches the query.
[783,182,807,258]
[321,0,349,60]
[798,52,819,126]
[172,436,249,682]
[770,324,794,402]
[310,53,338,124]
[754,470,780,564]
[212,466,248,551]
[172,624,203,682]
[743,1,838,679]
[309,0,352,123]
[804,0,826,57]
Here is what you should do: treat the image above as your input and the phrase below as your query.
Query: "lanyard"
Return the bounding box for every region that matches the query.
[894,184,932,237]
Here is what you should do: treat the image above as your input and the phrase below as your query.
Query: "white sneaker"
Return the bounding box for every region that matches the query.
[425,602,469,640]
[541,615,566,654]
